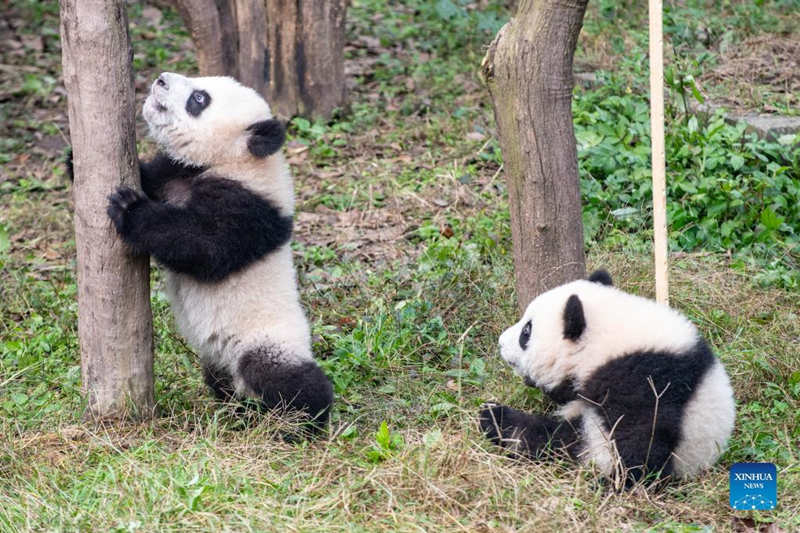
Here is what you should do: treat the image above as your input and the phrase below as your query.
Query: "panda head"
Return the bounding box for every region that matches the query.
[143,72,285,167]
[498,269,619,394]
[498,269,699,396]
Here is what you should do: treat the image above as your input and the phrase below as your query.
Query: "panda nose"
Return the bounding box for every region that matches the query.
[156,75,168,89]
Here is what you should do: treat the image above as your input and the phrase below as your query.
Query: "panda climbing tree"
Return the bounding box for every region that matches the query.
[105,72,334,432]
[60,0,345,429]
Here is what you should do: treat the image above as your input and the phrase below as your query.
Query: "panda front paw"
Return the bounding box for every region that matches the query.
[107,186,148,237]
[479,402,511,446]
[65,148,74,182]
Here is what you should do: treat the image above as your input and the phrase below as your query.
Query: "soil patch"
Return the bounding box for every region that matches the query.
[702,35,799,111]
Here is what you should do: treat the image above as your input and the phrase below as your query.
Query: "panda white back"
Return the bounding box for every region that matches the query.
[105,72,333,432]
[482,270,735,484]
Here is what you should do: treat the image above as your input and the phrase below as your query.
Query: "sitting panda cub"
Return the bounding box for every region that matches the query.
[106,72,333,431]
[480,270,735,485]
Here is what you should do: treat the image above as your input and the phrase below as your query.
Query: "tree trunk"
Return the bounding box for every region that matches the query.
[264,0,348,120]
[172,0,230,76]
[169,0,347,120]
[60,0,155,420]
[234,0,267,96]
[481,0,588,312]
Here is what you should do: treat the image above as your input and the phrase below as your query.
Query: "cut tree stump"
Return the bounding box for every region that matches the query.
[235,0,267,96]
[264,0,348,119]
[172,0,230,76]
[169,0,348,120]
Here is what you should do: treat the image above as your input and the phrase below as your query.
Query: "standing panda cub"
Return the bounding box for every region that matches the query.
[480,270,735,485]
[106,72,333,432]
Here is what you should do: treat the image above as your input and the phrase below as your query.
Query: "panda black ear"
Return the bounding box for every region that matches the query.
[588,269,613,286]
[563,294,586,341]
[247,119,286,157]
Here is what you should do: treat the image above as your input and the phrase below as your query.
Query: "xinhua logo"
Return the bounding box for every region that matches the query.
[730,463,777,510]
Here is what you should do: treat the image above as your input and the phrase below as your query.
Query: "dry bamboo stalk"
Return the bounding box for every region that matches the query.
[649,0,669,305]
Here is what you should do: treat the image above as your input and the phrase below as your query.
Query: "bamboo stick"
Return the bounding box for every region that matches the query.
[649,0,669,305]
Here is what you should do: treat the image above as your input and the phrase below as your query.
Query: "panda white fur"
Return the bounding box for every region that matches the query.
[105,72,333,431]
[480,270,735,485]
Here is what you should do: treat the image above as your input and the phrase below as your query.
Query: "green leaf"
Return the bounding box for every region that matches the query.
[377,383,396,394]
[0,223,9,254]
[186,487,205,510]
[429,401,456,416]
[760,208,783,231]
[12,393,28,406]
[292,117,310,131]
[720,220,737,238]
[687,76,704,104]
[340,424,358,440]
[610,207,638,219]
[729,154,745,171]
[21,74,44,96]
[375,420,391,449]
[707,201,728,218]
[468,357,486,378]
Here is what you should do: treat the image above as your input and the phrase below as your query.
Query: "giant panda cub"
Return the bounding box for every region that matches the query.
[106,72,333,432]
[480,270,735,485]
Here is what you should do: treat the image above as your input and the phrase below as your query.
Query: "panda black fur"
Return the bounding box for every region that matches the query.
[480,270,735,485]
[104,72,333,431]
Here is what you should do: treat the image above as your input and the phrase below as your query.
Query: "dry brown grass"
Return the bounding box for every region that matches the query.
[3,397,795,531]
[701,35,800,113]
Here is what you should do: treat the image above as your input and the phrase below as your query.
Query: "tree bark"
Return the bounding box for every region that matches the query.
[264,0,348,120]
[481,0,588,312]
[214,0,240,72]
[234,0,267,95]
[60,0,155,419]
[172,0,230,76]
[169,0,347,120]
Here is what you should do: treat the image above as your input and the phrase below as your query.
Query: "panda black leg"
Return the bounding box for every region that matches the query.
[237,345,334,435]
[202,362,235,402]
[106,185,212,273]
[139,152,206,200]
[107,178,292,282]
[479,403,581,459]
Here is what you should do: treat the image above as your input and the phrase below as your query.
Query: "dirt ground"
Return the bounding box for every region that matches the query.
[701,35,800,113]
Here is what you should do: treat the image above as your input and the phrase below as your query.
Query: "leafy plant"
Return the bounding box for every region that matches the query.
[573,72,800,288]
[289,117,348,162]
[365,420,404,462]
[175,472,210,511]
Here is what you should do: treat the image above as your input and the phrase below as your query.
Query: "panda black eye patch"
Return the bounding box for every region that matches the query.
[519,320,532,349]
[186,89,211,117]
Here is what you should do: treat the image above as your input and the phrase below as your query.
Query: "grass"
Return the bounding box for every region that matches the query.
[1,0,799,530]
